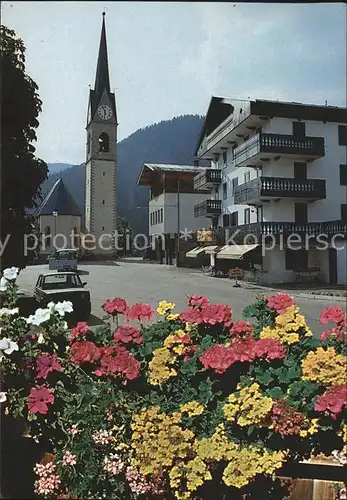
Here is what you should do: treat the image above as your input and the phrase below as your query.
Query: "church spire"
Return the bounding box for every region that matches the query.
[94,12,110,97]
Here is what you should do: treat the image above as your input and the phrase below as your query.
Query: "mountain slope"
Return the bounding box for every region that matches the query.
[43,114,204,234]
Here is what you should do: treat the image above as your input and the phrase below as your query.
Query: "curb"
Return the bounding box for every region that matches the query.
[294,293,347,302]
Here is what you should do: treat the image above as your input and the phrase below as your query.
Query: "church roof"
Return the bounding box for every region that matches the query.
[35,178,81,217]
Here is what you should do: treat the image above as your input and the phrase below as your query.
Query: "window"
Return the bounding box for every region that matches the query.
[102,200,105,205]
[341,204,347,222]
[232,177,238,196]
[244,171,251,183]
[230,211,238,226]
[87,132,91,155]
[295,203,308,223]
[103,172,105,176]
[244,208,251,225]
[285,249,308,270]
[222,151,227,165]
[102,226,105,231]
[338,125,347,146]
[222,182,228,200]
[150,213,153,226]
[98,132,110,152]
[294,162,307,181]
[340,164,347,185]
[223,214,229,228]
[292,121,306,137]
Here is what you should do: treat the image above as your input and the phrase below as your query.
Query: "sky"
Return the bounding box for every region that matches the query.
[2,1,346,165]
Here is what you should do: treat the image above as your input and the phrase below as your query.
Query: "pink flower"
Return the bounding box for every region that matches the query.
[98,345,140,381]
[36,353,61,379]
[34,462,61,496]
[180,306,202,324]
[229,339,255,362]
[103,297,128,315]
[200,303,232,327]
[71,322,89,341]
[315,385,347,417]
[199,345,236,374]
[267,293,295,314]
[230,320,253,338]
[113,325,143,344]
[320,326,347,342]
[27,386,55,414]
[125,303,155,322]
[252,338,287,360]
[62,451,76,466]
[188,295,210,308]
[320,306,346,326]
[68,424,80,436]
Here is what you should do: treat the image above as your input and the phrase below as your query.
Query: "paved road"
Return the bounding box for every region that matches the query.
[15,259,345,335]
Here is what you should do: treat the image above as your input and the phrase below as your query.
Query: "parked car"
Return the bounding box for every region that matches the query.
[34,272,91,323]
[49,249,78,272]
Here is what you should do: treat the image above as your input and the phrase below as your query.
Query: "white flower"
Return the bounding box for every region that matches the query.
[0,307,19,317]
[54,301,73,317]
[47,302,56,313]
[26,308,51,326]
[0,337,19,361]
[3,267,19,281]
[62,321,68,330]
[0,277,8,292]
[0,392,7,403]
[37,332,45,344]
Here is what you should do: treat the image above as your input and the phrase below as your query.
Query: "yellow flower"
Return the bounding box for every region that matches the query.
[167,313,180,321]
[157,300,175,316]
[148,347,177,386]
[180,401,204,417]
[260,306,311,344]
[302,347,347,386]
[300,418,319,437]
[223,383,273,427]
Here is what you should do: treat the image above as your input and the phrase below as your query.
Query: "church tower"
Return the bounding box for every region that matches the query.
[85,12,117,258]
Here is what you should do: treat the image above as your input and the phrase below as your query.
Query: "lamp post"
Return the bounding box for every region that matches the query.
[52,211,58,249]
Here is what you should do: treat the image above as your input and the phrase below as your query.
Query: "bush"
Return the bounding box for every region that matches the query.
[0,269,346,499]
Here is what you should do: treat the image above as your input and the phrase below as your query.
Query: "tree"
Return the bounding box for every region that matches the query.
[0,25,48,272]
[115,216,134,257]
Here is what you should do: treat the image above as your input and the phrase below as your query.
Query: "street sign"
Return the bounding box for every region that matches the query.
[230,268,243,278]
[197,230,213,243]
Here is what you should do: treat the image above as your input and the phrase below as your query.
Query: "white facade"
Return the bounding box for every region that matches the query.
[149,192,210,237]
[38,215,81,256]
[196,97,347,285]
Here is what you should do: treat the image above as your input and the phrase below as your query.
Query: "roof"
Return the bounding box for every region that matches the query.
[137,163,205,186]
[42,272,79,276]
[35,178,81,217]
[195,95,347,155]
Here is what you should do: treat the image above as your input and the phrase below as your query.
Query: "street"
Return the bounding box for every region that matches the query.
[14,259,345,335]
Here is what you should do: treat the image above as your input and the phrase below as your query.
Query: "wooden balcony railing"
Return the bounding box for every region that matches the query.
[194,169,222,191]
[194,199,222,218]
[234,177,326,204]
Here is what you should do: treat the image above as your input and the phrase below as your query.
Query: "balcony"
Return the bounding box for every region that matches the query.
[194,199,222,218]
[217,221,347,244]
[234,177,326,204]
[233,133,325,167]
[194,169,222,191]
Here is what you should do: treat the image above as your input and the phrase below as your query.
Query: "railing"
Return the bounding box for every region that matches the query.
[194,199,222,218]
[214,221,347,244]
[233,133,325,166]
[194,169,222,190]
[234,177,326,204]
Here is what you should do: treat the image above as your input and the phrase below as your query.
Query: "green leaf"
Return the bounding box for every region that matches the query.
[180,358,197,376]
[268,387,285,399]
[256,371,273,386]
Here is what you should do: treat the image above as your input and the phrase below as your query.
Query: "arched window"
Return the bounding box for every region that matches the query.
[44,225,51,247]
[99,132,109,153]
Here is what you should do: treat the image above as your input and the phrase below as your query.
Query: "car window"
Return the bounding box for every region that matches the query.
[42,274,82,290]
[36,276,42,288]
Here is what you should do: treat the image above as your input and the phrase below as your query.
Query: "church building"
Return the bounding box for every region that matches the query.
[84,12,117,258]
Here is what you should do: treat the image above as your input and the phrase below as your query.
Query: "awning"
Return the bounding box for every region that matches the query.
[185,247,206,258]
[216,244,259,260]
[203,245,219,254]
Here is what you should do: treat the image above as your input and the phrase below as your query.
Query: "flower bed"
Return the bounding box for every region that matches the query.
[0,268,346,499]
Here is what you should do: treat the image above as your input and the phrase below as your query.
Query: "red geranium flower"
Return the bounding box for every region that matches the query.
[188,295,210,308]
[180,307,202,324]
[199,345,236,374]
[252,338,287,361]
[98,345,140,381]
[70,341,101,364]
[36,353,62,379]
[114,325,143,344]
[229,338,255,362]
[125,303,154,322]
[71,322,89,341]
[103,297,128,315]
[320,326,347,342]
[230,321,253,338]
[183,344,199,361]
[315,385,347,417]
[27,386,55,414]
[200,303,232,327]
[267,293,295,314]
[320,306,346,326]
